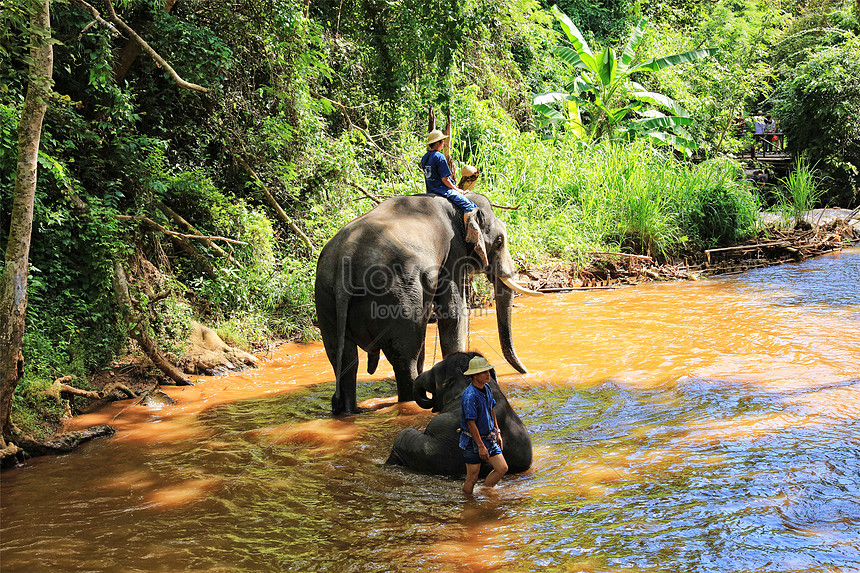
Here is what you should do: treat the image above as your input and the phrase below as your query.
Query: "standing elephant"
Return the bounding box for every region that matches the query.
[314,191,540,415]
[386,352,532,476]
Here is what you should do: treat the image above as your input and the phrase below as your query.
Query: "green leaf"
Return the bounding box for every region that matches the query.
[640,130,698,155]
[598,46,617,88]
[533,92,571,105]
[631,115,695,130]
[534,103,565,127]
[551,5,597,72]
[620,18,648,70]
[631,48,718,73]
[565,99,587,138]
[629,91,689,116]
[553,45,589,70]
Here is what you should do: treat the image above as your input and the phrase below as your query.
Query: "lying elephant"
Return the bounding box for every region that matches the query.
[314,191,541,415]
[386,352,532,477]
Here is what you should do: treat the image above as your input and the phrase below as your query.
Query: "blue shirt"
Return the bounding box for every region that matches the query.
[459,383,496,449]
[421,150,453,194]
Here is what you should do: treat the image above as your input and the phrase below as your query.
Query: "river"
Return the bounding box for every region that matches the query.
[1,248,859,572]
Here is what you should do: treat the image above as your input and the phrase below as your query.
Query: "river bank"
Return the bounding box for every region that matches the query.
[521,210,859,292]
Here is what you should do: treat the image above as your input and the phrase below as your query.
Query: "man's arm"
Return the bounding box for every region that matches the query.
[492,410,503,450]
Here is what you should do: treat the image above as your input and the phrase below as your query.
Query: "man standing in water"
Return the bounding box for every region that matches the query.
[460,356,508,494]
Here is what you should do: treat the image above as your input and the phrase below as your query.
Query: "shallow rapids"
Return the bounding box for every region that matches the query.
[2,248,859,572]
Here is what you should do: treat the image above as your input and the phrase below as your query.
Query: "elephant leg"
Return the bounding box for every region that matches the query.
[436,292,468,357]
[324,334,360,416]
[387,418,466,476]
[390,357,419,403]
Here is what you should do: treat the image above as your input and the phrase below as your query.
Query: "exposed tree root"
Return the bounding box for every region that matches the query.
[45,376,137,401]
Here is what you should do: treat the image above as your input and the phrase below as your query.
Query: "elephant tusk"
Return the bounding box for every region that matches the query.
[499,275,544,297]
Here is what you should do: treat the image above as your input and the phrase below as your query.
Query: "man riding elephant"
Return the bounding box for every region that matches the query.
[314,174,542,415]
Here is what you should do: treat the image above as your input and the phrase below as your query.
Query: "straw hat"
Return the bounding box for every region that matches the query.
[426,129,449,146]
[461,165,478,178]
[463,356,493,375]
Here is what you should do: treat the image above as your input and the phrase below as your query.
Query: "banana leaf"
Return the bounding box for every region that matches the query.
[533,91,571,105]
[553,46,591,70]
[631,115,695,129]
[620,18,648,70]
[598,46,617,88]
[551,5,597,73]
[631,48,718,73]
[629,91,690,117]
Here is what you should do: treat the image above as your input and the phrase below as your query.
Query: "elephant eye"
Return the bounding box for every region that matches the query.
[495,236,504,248]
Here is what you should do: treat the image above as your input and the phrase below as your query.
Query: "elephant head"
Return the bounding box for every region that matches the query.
[462,194,542,374]
[414,352,495,412]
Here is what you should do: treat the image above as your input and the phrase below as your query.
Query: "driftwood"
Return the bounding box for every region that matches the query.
[15,425,116,457]
[522,218,858,292]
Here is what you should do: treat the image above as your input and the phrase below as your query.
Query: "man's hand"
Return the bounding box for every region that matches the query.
[478,443,489,461]
[497,432,503,451]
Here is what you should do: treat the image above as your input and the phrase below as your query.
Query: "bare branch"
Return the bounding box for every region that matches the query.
[347,181,382,204]
[71,0,210,93]
[312,92,398,159]
[117,215,247,245]
[222,135,316,252]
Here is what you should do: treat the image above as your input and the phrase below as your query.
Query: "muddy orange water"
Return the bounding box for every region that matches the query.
[2,249,859,572]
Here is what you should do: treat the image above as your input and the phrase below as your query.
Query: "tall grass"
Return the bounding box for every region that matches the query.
[775,157,825,226]
[458,133,760,264]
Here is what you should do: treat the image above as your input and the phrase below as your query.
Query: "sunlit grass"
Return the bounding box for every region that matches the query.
[775,156,825,226]
[458,134,760,264]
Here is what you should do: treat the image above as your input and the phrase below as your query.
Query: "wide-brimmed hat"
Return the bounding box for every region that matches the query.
[426,129,449,146]
[463,356,493,376]
[460,165,478,178]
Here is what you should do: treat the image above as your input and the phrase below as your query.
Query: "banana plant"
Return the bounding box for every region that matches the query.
[534,6,717,155]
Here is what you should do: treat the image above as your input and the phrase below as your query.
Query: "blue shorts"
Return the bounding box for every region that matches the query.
[463,437,502,465]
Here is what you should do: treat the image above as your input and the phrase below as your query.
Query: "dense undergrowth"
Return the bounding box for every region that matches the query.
[0,0,857,437]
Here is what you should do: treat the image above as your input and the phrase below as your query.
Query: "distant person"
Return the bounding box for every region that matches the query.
[732,114,747,137]
[460,356,508,495]
[763,113,776,154]
[421,130,487,264]
[753,111,766,154]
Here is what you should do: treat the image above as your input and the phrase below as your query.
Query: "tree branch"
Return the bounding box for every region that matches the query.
[223,136,316,253]
[312,92,398,159]
[117,215,247,245]
[71,0,210,93]
[155,202,244,267]
[347,181,382,204]
[112,260,192,386]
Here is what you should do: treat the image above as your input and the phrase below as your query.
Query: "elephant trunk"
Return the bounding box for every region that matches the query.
[494,279,528,374]
[413,372,436,410]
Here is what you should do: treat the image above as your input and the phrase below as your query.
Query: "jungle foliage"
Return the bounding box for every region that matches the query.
[0,0,856,436]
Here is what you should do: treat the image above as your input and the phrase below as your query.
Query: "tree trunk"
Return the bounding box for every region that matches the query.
[0,0,53,452]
